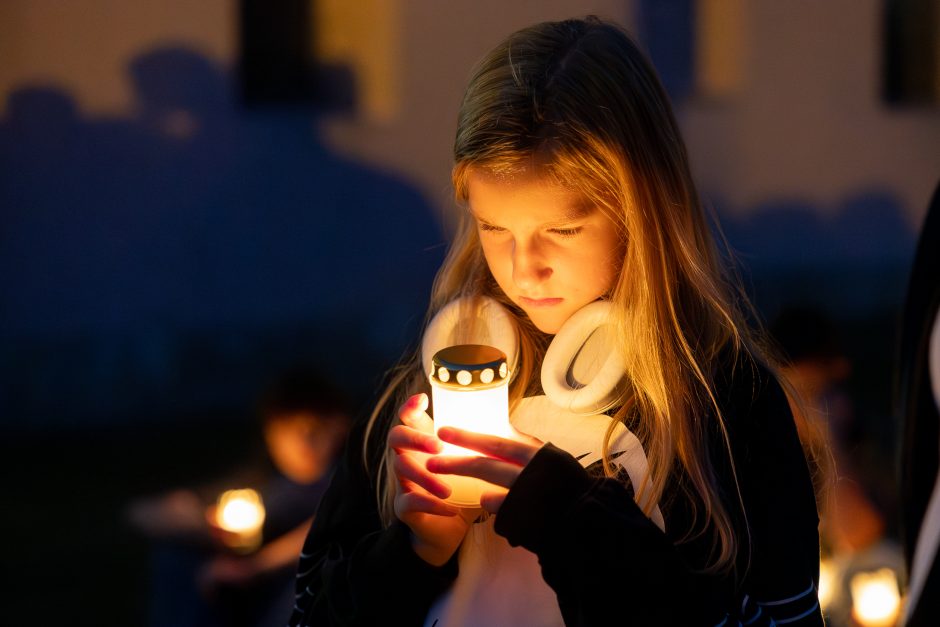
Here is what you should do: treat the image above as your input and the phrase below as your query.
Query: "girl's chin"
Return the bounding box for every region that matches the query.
[522,298,605,334]
[524,310,567,335]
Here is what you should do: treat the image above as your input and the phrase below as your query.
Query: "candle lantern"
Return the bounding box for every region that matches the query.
[429,344,512,507]
[850,567,901,627]
[215,488,266,553]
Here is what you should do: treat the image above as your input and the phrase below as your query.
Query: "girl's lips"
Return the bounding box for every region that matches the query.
[519,296,564,307]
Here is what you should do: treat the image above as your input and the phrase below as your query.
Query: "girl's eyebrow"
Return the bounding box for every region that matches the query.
[555,202,594,222]
[469,202,594,226]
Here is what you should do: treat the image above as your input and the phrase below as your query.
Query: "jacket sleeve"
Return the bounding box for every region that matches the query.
[288,418,458,627]
[492,443,721,626]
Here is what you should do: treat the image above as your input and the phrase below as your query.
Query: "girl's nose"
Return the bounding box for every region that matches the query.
[511,240,552,290]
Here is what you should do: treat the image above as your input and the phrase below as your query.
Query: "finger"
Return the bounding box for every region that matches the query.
[388,424,442,454]
[511,427,544,448]
[395,487,460,518]
[480,490,508,515]
[399,409,434,434]
[398,393,434,433]
[437,427,539,465]
[426,455,522,489]
[393,451,452,499]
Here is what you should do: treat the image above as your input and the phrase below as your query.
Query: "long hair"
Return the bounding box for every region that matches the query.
[364,16,829,574]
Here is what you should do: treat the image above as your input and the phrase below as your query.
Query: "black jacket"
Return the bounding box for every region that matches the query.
[899,180,940,626]
[288,358,822,626]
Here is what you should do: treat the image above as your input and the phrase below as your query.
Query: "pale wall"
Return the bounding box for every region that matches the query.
[682,0,940,227]
[0,0,234,115]
[2,0,937,228]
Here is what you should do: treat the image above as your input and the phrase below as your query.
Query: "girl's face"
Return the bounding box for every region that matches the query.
[467,168,624,334]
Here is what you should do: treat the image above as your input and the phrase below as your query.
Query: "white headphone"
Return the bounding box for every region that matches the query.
[541,300,627,414]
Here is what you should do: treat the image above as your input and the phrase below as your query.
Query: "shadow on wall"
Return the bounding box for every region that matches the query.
[718,191,917,318]
[0,47,444,430]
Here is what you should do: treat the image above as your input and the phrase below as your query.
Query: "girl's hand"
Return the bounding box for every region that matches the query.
[427,427,544,515]
[388,393,478,566]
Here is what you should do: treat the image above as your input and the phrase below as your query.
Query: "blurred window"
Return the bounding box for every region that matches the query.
[883,0,940,105]
[639,0,745,103]
[694,0,745,101]
[239,0,400,120]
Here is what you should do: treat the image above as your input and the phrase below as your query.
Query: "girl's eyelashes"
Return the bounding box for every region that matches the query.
[549,227,583,239]
[477,221,583,239]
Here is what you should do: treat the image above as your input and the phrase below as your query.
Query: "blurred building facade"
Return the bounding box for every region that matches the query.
[3,1,937,223]
[2,0,938,428]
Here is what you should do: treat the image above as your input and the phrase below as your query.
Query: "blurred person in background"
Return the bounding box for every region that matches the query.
[127,367,350,627]
[772,308,903,626]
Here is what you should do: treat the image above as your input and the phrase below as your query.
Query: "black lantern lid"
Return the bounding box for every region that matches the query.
[430,344,509,389]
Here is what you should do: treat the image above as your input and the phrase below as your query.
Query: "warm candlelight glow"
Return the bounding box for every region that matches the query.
[215,489,265,552]
[433,383,514,456]
[850,568,901,627]
[218,489,265,532]
[433,382,511,506]
[818,559,836,611]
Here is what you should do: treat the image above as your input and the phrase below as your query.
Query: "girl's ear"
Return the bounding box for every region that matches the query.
[421,297,519,375]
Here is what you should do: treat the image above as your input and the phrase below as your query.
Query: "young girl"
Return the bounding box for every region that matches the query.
[289,17,825,626]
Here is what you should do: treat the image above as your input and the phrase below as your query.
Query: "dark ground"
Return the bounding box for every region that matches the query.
[2,414,258,626]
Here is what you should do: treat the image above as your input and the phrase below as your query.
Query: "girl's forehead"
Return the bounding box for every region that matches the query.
[466,168,592,222]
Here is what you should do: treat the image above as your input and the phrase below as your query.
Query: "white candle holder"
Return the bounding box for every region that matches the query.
[429,344,512,507]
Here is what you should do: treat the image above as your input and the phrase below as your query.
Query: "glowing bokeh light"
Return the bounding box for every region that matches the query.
[217,489,265,533]
[818,559,836,611]
[850,568,901,627]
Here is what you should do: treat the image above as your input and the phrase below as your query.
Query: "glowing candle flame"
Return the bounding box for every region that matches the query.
[215,489,265,552]
[850,568,901,627]
[218,489,265,532]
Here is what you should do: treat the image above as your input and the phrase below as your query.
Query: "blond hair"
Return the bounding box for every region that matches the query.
[364,16,829,574]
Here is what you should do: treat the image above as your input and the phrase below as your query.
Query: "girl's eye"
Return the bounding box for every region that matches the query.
[550,227,583,239]
[478,222,506,234]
